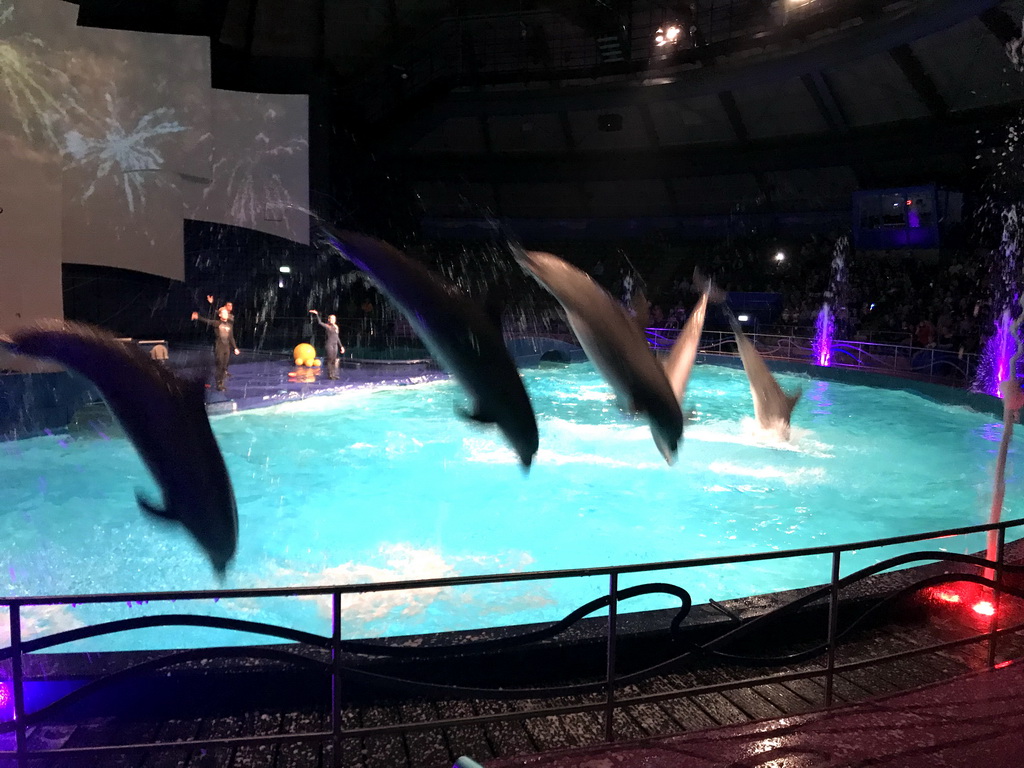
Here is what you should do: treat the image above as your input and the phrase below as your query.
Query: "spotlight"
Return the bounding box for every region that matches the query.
[654,24,682,47]
[737,314,750,322]
[774,251,786,262]
[279,266,292,274]
[973,600,996,617]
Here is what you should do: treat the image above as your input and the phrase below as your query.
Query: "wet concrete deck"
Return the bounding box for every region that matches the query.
[3,592,1023,768]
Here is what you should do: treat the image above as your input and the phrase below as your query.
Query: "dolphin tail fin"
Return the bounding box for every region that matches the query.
[137,491,176,522]
[693,267,727,304]
[630,289,651,329]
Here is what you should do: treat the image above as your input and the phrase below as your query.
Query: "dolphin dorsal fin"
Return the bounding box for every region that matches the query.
[630,289,651,330]
[786,388,803,418]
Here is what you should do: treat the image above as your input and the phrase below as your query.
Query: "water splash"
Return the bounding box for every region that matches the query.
[974,205,1023,396]
[977,310,1018,397]
[812,235,849,367]
[813,304,833,366]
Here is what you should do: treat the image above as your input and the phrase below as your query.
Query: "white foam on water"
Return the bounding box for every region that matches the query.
[258,543,554,634]
[462,419,668,468]
[227,379,448,416]
[544,417,652,441]
[551,386,614,402]
[687,419,834,458]
[708,461,827,485]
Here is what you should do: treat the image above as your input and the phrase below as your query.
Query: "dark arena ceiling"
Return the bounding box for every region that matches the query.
[70,0,1024,222]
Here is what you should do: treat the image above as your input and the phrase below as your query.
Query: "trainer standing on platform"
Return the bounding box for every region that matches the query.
[192,306,239,391]
[309,309,345,380]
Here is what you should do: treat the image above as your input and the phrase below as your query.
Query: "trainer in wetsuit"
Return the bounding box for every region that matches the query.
[191,306,239,391]
[309,309,346,380]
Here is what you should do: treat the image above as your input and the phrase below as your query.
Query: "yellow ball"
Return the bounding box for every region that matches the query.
[313,358,322,367]
[293,343,316,366]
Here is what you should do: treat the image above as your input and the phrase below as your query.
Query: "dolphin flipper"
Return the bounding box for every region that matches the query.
[457,404,498,424]
[136,492,176,522]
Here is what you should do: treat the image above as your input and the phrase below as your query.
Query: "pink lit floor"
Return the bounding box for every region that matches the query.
[486,659,1024,768]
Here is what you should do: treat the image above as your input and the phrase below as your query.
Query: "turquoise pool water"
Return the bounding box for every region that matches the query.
[0,362,1018,651]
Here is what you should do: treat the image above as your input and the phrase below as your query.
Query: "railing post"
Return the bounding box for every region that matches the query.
[987,526,1007,669]
[604,572,618,743]
[331,591,342,768]
[824,551,841,708]
[10,604,27,768]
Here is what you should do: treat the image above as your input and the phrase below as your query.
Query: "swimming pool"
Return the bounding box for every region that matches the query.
[0,361,1018,651]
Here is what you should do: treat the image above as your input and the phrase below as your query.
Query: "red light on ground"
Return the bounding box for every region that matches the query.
[934,591,961,603]
[972,601,996,616]
[995,660,1014,669]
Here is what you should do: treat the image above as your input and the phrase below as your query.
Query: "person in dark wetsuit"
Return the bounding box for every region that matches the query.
[191,306,239,391]
[309,309,345,379]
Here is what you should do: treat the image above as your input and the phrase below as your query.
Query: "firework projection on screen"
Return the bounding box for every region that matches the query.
[184,91,309,242]
[0,0,309,285]
[64,92,187,214]
[0,0,79,147]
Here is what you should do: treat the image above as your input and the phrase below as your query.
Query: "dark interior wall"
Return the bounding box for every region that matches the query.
[62,221,321,346]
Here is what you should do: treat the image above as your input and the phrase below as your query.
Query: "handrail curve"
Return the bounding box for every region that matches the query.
[0,613,332,660]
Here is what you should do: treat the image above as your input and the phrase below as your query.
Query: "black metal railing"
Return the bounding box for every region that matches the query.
[645,327,981,383]
[2,516,1024,766]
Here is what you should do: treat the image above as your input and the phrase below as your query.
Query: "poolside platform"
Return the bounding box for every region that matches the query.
[168,349,450,416]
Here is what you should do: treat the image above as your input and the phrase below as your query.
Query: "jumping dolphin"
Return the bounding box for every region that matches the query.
[725,310,802,439]
[318,227,539,469]
[662,269,725,406]
[4,321,238,573]
[514,248,682,464]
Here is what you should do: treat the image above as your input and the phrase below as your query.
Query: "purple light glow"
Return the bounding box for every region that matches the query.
[813,304,834,367]
[0,681,11,719]
[976,310,1018,397]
